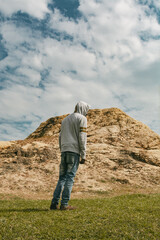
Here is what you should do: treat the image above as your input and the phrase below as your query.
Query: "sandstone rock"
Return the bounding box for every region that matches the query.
[0,108,160,198]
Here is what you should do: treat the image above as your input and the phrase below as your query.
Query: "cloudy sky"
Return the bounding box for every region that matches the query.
[0,0,160,141]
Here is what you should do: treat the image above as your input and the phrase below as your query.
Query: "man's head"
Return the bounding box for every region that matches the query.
[74,101,90,116]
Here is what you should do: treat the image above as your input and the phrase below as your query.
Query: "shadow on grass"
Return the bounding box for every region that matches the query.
[0,208,50,212]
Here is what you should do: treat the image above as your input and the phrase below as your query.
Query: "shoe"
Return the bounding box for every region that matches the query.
[60,205,77,210]
[50,204,59,210]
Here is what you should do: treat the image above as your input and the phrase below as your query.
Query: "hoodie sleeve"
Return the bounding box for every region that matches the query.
[79,116,87,159]
[59,131,61,151]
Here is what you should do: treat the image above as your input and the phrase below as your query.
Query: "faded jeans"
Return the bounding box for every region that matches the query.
[51,151,80,206]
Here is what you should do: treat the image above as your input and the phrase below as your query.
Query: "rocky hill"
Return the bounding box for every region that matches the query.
[0,108,160,199]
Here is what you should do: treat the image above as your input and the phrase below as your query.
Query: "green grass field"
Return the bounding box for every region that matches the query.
[0,194,160,240]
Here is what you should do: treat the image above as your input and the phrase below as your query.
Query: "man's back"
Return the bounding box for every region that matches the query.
[60,112,87,158]
[59,101,90,159]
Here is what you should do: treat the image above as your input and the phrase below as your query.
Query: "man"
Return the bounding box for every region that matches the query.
[50,101,90,210]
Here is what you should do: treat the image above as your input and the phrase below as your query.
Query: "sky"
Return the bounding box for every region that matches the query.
[0,0,160,141]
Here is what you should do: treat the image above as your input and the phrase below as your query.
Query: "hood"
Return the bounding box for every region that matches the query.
[75,101,91,116]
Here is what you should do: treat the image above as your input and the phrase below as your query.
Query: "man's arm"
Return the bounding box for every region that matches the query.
[59,131,61,151]
[79,116,87,163]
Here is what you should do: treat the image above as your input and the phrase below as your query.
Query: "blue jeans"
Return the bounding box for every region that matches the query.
[51,151,80,206]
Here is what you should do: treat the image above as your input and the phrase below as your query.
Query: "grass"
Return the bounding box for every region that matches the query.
[0,194,160,240]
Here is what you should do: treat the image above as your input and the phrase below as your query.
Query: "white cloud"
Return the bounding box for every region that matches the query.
[78,0,160,60]
[50,0,160,74]
[42,38,97,80]
[0,0,51,19]
[146,0,160,9]
[16,67,41,87]
[0,0,160,140]
[0,85,42,120]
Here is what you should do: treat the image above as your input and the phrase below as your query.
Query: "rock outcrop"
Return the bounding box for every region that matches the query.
[0,108,160,198]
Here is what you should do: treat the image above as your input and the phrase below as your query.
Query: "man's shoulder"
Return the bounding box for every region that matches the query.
[62,113,80,121]
[73,113,87,120]
[62,113,86,124]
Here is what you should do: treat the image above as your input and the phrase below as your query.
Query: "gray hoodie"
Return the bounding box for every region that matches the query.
[59,101,90,159]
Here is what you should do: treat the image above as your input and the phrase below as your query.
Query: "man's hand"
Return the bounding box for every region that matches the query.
[80,158,86,164]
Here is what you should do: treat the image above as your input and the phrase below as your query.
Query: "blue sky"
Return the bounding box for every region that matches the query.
[0,0,160,141]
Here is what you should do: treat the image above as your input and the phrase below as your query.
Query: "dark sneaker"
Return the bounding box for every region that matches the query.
[60,205,77,210]
[50,204,59,210]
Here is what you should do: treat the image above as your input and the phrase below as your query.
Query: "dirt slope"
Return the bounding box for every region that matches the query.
[0,108,160,199]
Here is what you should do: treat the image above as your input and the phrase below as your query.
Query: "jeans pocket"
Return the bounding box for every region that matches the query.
[60,153,66,176]
[60,163,66,176]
